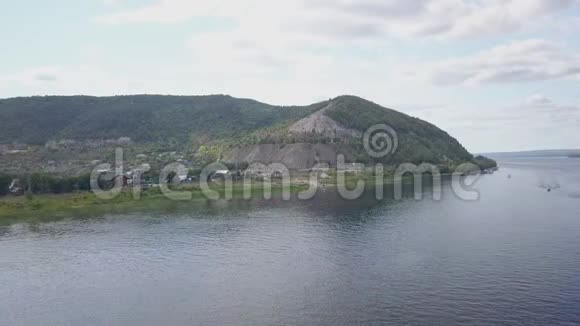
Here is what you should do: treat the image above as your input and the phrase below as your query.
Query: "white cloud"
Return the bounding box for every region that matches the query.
[445,94,579,128]
[94,1,579,96]
[527,94,554,106]
[0,67,63,88]
[522,94,579,121]
[95,0,264,24]
[413,39,580,85]
[96,0,576,40]
[0,65,148,97]
[309,0,572,38]
[423,94,580,151]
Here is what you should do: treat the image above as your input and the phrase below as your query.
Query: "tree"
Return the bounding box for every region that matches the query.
[196,145,224,165]
[0,174,12,196]
[166,171,177,184]
[474,155,498,170]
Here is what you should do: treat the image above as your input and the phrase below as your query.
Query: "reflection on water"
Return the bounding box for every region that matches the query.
[1,159,580,325]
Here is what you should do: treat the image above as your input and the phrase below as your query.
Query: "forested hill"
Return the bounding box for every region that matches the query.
[325,96,473,163]
[0,94,486,167]
[0,95,325,145]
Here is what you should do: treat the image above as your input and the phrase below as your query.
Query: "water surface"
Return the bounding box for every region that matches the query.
[1,158,580,325]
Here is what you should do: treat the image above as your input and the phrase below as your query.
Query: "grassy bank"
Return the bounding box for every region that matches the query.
[0,172,462,224]
[0,182,312,224]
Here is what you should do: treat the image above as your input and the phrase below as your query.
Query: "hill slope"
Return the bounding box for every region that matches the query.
[324,96,473,164]
[0,94,487,171]
[0,95,324,145]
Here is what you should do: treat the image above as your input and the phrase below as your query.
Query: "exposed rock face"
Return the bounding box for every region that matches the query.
[224,143,353,170]
[225,104,363,170]
[288,103,362,138]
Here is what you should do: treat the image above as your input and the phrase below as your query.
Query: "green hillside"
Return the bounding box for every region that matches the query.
[325,96,473,164]
[0,95,324,145]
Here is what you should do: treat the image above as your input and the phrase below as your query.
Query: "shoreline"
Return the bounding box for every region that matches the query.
[0,183,307,224]
[0,172,484,224]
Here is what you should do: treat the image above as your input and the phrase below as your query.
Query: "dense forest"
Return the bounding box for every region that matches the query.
[325,96,473,164]
[0,95,325,145]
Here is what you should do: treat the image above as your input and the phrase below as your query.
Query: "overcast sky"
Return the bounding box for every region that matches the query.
[1,0,579,152]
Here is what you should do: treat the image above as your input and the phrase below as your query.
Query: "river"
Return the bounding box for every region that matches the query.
[1,157,580,325]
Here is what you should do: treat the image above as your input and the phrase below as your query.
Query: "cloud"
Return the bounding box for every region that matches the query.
[0,67,62,88]
[527,94,554,106]
[96,0,576,40]
[34,73,58,82]
[93,0,578,97]
[95,1,258,24]
[513,95,580,129]
[394,92,580,152]
[0,65,148,96]
[313,0,576,39]
[463,94,578,126]
[523,94,579,120]
[415,39,580,85]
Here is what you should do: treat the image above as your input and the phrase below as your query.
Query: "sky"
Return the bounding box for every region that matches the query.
[0,0,579,153]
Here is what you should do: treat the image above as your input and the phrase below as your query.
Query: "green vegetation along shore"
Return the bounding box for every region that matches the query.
[0,169,491,224]
[0,183,310,224]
